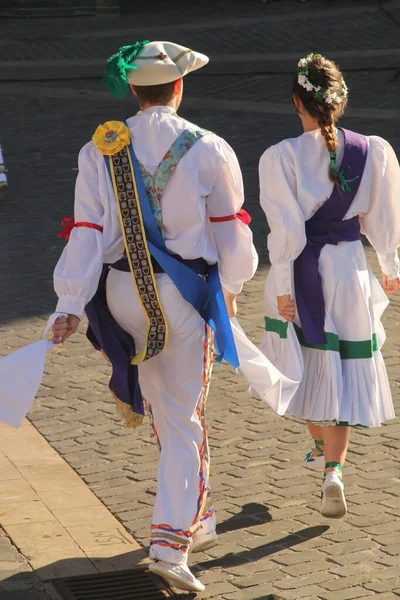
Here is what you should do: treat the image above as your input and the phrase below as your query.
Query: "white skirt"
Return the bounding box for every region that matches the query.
[260,240,395,427]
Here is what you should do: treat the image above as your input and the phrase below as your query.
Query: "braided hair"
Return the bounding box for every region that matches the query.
[292,55,348,187]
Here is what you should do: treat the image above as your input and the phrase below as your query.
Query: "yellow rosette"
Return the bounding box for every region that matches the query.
[92,121,131,156]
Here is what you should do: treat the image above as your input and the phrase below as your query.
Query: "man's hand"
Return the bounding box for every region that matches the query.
[382,273,400,295]
[222,288,238,318]
[52,314,80,344]
[277,294,296,322]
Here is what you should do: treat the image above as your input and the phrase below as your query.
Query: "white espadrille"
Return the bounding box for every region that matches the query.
[321,471,347,519]
[149,561,205,593]
[191,528,219,553]
[191,514,219,553]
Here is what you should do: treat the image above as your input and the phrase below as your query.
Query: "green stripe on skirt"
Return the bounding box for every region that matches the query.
[264,317,379,360]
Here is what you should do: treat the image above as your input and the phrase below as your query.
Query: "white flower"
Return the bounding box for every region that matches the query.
[298,75,307,86]
[325,91,338,105]
[305,81,314,92]
[298,58,308,67]
[314,86,321,92]
[335,96,342,104]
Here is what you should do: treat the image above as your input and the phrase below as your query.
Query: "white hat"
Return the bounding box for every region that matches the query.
[103,40,209,98]
[128,41,209,86]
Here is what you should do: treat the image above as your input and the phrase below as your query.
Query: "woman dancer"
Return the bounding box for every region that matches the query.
[259,53,400,518]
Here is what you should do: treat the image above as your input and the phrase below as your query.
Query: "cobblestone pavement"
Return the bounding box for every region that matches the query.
[1,1,400,598]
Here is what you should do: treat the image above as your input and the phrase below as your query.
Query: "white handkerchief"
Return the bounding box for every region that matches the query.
[0,340,53,428]
[0,313,66,428]
[230,317,303,415]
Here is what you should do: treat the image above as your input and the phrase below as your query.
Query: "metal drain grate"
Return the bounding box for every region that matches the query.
[51,568,179,599]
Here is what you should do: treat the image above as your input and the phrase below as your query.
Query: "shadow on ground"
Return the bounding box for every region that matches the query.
[217,502,273,534]
[196,526,329,571]
[0,522,329,599]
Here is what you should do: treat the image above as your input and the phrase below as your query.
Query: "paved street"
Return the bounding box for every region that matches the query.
[1,1,400,598]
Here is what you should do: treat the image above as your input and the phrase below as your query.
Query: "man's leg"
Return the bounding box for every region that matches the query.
[107,271,214,590]
[140,324,214,565]
[144,336,217,555]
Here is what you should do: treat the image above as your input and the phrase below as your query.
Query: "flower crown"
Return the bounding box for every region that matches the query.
[297,53,348,106]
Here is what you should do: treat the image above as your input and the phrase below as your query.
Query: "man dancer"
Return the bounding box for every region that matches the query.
[52,40,258,592]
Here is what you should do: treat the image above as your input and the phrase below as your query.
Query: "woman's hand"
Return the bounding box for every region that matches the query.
[382,273,400,295]
[222,288,238,318]
[52,314,81,344]
[277,294,296,322]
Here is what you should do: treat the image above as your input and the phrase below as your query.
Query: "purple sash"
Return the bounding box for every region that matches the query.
[85,255,211,426]
[85,265,144,421]
[294,128,368,345]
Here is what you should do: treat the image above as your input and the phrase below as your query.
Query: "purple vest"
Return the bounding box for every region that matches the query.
[294,128,368,345]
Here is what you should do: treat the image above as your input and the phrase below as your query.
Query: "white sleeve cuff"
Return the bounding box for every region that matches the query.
[377,251,400,280]
[219,277,243,295]
[55,296,86,319]
[272,263,293,296]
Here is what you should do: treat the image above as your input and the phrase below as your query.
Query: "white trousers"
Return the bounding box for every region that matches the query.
[106,270,214,565]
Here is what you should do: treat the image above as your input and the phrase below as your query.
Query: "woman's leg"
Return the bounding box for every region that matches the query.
[322,425,350,475]
[320,425,350,519]
[306,422,325,457]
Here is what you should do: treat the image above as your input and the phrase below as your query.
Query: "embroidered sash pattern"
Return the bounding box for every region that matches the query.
[110,145,168,363]
[96,121,210,365]
[139,128,208,235]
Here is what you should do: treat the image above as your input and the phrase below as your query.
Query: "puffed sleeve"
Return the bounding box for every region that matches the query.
[259,145,307,296]
[206,138,258,294]
[53,143,105,318]
[360,136,400,280]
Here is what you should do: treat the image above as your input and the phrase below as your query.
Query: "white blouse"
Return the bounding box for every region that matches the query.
[259,129,400,296]
[54,106,258,318]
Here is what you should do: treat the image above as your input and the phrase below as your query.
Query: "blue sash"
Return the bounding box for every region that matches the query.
[105,131,239,368]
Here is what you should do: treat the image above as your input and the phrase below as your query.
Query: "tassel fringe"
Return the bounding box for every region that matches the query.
[100,352,144,428]
[115,397,144,429]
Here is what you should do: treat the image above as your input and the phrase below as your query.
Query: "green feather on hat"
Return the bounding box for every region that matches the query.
[103,40,150,99]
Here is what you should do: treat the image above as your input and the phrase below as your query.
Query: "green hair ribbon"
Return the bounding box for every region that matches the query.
[329,152,359,193]
[103,40,150,99]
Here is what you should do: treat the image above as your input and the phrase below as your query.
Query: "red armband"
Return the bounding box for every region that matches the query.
[57,217,104,242]
[209,209,251,225]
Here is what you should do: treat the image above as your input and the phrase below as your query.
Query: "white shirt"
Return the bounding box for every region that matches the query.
[54,106,258,317]
[259,129,400,296]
